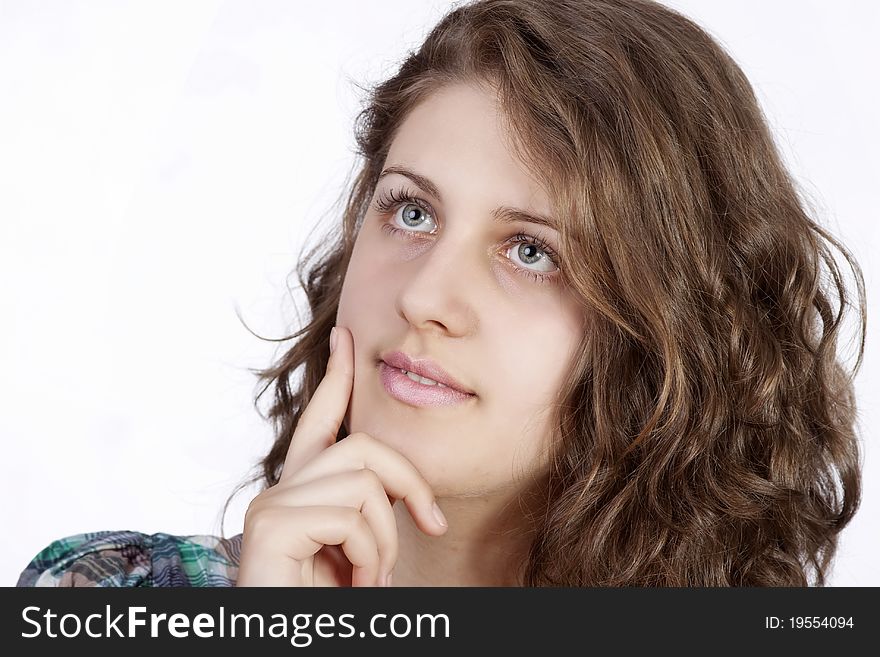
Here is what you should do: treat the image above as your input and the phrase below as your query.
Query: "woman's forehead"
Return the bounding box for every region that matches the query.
[383,84,554,223]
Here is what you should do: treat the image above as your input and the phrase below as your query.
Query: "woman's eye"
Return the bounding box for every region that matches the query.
[505,240,558,274]
[395,202,437,233]
[372,188,437,233]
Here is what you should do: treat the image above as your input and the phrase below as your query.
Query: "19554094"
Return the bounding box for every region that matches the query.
[765,617,854,629]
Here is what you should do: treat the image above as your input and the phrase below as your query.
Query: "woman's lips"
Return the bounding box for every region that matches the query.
[379,350,475,394]
[378,361,476,408]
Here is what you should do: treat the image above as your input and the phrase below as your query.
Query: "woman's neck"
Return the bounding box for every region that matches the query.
[388,485,540,587]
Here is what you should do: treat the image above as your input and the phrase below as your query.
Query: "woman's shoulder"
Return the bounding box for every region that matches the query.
[17,530,243,587]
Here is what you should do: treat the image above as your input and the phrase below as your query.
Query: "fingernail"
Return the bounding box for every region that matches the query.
[330,326,337,354]
[432,500,448,528]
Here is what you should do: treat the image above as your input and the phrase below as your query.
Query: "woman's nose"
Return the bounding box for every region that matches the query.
[393,234,479,338]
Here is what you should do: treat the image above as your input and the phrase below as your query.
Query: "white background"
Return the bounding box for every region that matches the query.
[1,0,876,586]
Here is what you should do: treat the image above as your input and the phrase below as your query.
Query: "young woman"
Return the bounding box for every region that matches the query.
[18,0,866,587]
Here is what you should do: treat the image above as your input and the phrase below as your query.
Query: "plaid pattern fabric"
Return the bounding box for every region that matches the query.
[16,531,242,587]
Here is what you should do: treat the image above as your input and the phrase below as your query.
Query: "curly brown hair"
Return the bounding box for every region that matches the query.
[223,0,866,586]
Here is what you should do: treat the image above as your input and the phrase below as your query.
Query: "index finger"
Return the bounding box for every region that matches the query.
[279,325,353,480]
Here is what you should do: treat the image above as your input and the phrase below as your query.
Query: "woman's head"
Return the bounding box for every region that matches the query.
[336,80,584,498]
[233,0,866,586]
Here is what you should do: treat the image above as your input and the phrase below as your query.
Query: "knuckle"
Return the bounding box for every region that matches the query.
[341,506,366,532]
[299,409,340,439]
[355,467,383,490]
[328,358,353,379]
[243,504,275,535]
[244,494,266,519]
[345,432,373,449]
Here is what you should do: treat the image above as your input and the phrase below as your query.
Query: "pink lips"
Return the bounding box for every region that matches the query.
[379,362,476,408]
[380,350,475,394]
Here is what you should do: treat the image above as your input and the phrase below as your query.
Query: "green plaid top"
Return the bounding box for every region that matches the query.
[17,531,242,587]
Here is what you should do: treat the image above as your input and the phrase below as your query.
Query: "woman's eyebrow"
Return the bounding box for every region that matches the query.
[378,165,558,231]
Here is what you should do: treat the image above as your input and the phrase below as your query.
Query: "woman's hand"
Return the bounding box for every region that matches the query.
[236,326,449,587]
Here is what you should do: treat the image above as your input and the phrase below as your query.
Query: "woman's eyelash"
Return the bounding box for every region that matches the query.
[373,186,431,216]
[371,187,561,285]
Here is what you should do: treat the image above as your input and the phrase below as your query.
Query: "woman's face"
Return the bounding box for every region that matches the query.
[336,81,584,498]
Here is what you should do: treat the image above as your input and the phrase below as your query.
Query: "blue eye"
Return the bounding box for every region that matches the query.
[372,187,561,285]
[506,235,559,279]
[373,187,437,233]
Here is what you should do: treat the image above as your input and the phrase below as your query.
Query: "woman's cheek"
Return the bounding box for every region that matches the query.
[491,257,531,299]
[394,236,433,262]
[370,220,431,263]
